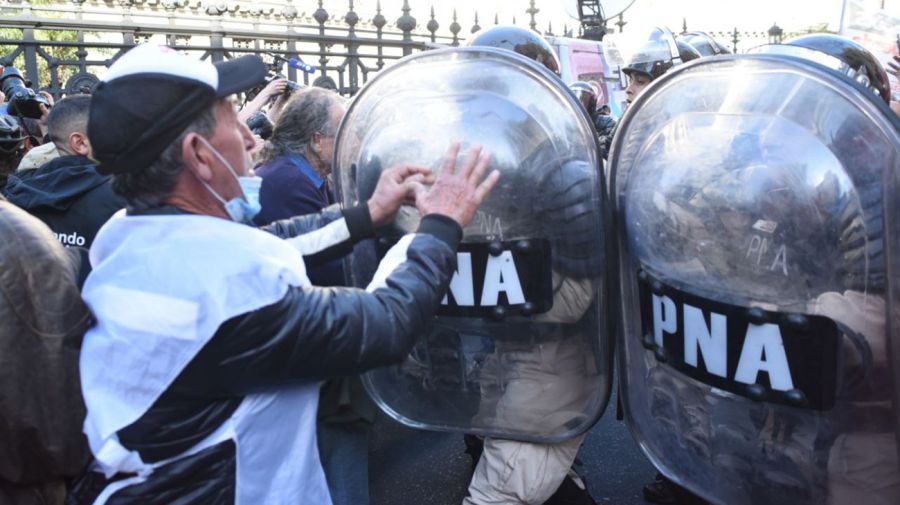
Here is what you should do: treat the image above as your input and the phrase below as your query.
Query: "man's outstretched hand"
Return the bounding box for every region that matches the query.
[367,164,434,227]
[413,143,500,228]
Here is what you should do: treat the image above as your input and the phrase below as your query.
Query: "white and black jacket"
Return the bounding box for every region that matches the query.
[70,203,461,505]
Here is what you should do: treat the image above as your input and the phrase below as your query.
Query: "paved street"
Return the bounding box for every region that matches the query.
[370,389,657,505]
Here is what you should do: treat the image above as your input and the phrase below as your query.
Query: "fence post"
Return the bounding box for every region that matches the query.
[345,0,359,94]
[615,14,626,34]
[373,1,386,70]
[450,9,461,47]
[427,6,438,43]
[527,0,539,32]
[22,28,39,86]
[314,0,329,77]
[396,0,416,56]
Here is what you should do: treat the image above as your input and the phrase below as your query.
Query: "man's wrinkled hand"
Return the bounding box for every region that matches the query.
[413,142,500,228]
[367,164,434,227]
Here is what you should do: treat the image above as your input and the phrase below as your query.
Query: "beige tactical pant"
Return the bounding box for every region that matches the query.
[464,273,599,505]
[464,434,587,505]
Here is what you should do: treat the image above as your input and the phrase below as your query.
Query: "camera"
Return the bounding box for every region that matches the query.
[265,72,303,93]
[245,110,274,140]
[264,52,304,94]
[0,67,50,119]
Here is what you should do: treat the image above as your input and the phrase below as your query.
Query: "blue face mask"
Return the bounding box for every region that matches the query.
[196,137,262,225]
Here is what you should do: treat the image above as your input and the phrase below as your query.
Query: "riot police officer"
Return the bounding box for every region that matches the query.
[332,25,614,505]
[610,32,900,505]
[600,27,701,160]
[570,81,618,159]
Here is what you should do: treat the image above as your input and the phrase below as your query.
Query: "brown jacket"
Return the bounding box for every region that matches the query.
[0,197,92,505]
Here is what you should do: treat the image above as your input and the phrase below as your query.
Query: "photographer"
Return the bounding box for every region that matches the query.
[238,77,288,124]
[0,67,52,136]
[0,67,59,172]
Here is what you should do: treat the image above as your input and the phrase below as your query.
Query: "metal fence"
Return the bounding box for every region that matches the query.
[0,0,524,98]
[0,0,818,99]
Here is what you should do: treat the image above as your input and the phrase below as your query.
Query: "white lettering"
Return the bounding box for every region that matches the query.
[442,252,475,306]
[734,323,794,391]
[472,211,504,237]
[52,231,86,247]
[480,251,525,306]
[683,304,727,378]
[652,294,677,347]
[746,235,762,263]
[771,245,788,276]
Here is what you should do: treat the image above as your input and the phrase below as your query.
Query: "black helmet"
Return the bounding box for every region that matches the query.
[569,81,598,114]
[0,115,25,157]
[467,25,561,76]
[621,27,684,81]
[753,34,891,104]
[676,39,702,64]
[679,32,731,57]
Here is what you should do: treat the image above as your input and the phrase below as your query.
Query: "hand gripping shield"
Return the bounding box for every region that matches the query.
[333,47,614,442]
[610,54,900,504]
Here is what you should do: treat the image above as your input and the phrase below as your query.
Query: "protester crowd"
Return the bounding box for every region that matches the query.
[0,20,898,505]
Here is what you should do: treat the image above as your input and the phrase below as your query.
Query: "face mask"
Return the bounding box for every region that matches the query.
[196,137,261,224]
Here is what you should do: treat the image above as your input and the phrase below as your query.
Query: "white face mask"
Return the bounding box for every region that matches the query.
[196,137,262,224]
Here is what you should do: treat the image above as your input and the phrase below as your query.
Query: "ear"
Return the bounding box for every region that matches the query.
[309,131,324,152]
[181,132,214,182]
[68,132,91,157]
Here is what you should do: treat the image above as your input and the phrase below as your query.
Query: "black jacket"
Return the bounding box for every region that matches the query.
[3,155,126,250]
[68,205,462,504]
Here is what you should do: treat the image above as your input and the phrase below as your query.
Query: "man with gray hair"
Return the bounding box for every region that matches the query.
[253,86,373,505]
[254,87,344,255]
[71,44,499,504]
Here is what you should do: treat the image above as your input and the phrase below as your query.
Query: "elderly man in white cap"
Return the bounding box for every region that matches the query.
[70,45,499,504]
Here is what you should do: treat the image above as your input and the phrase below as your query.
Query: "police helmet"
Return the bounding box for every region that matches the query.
[676,39,702,64]
[679,32,731,57]
[621,27,685,81]
[569,81,598,114]
[753,34,891,104]
[467,25,561,76]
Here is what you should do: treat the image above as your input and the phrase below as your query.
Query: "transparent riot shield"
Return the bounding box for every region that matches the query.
[334,47,613,441]
[611,54,900,505]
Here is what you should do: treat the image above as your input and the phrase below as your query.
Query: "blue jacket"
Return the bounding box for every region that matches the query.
[254,154,343,287]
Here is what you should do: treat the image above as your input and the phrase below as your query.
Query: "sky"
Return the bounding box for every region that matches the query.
[316,0,897,39]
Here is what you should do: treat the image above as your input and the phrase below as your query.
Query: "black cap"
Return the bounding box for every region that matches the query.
[88,45,267,175]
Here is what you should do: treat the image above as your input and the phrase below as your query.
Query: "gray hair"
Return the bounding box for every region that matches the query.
[112,103,218,211]
[256,87,343,167]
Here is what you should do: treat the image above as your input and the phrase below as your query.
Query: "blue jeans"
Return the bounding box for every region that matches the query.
[317,420,371,505]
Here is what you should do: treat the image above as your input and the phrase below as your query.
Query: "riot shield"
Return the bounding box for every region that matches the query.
[334,47,613,442]
[611,54,900,504]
